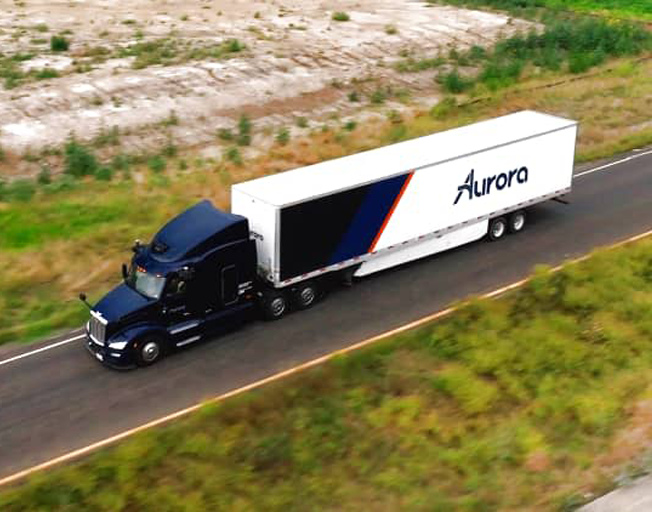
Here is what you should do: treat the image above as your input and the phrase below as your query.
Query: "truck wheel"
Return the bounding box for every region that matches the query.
[508,210,527,233]
[293,282,318,310]
[261,290,288,321]
[488,217,507,241]
[135,337,163,366]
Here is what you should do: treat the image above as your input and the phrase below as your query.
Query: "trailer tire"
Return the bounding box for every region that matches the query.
[488,217,507,241]
[508,210,527,234]
[135,336,164,366]
[293,282,318,310]
[260,290,288,321]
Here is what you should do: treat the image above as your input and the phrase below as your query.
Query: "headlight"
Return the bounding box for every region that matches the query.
[108,340,128,350]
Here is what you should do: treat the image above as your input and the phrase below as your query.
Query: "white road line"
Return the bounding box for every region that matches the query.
[1,227,652,488]
[575,149,652,178]
[0,334,85,367]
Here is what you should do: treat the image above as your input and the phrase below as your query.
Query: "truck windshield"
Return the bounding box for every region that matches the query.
[127,266,166,299]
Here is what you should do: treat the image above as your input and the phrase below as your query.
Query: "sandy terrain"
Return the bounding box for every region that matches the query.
[0,0,531,175]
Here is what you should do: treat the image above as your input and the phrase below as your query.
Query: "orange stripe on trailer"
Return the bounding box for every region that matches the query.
[368,171,414,253]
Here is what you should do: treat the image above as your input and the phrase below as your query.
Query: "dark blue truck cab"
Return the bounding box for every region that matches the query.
[84,200,257,368]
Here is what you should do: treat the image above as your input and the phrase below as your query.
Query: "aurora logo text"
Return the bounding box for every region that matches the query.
[454,166,529,205]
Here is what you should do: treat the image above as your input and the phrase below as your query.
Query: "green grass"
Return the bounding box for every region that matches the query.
[4,238,652,509]
[429,0,652,20]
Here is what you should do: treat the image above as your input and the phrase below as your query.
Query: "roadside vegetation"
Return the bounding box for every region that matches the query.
[398,16,651,94]
[428,0,652,21]
[3,238,652,509]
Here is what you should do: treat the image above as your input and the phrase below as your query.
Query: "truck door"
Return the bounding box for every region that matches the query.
[204,255,254,335]
[163,275,202,347]
[221,264,238,306]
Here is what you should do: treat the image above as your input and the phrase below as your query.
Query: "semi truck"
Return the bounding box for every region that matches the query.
[82,110,578,368]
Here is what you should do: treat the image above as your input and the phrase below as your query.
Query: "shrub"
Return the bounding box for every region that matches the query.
[147,155,166,173]
[37,165,52,185]
[430,96,457,119]
[226,39,244,53]
[370,88,387,104]
[347,91,360,102]
[6,179,36,202]
[111,154,131,171]
[439,69,473,94]
[95,166,113,181]
[332,12,350,22]
[296,117,308,128]
[479,60,523,90]
[50,35,70,52]
[225,146,242,165]
[0,145,5,162]
[218,128,234,141]
[64,140,98,177]
[35,68,59,80]
[344,120,357,131]
[237,114,252,146]
[276,127,290,145]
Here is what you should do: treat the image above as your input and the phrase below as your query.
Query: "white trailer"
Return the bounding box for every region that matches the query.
[232,110,578,288]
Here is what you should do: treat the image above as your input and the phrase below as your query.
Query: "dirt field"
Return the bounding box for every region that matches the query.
[0,1,530,176]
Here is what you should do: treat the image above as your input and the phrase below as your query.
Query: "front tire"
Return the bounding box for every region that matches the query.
[488,217,507,241]
[135,337,163,366]
[260,290,288,321]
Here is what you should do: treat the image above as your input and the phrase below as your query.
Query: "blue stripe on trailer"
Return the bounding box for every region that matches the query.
[328,173,410,265]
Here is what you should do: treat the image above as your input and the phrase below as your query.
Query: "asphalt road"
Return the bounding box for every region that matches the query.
[1,150,651,480]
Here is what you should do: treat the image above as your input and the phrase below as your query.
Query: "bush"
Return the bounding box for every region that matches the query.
[6,179,36,202]
[37,165,52,185]
[111,154,131,172]
[332,12,350,22]
[237,115,252,146]
[147,155,166,173]
[50,35,70,52]
[217,128,234,141]
[430,96,457,119]
[35,68,59,80]
[224,146,242,165]
[64,141,98,177]
[439,69,473,94]
[95,166,113,181]
[479,59,523,90]
[370,88,387,104]
[276,127,290,145]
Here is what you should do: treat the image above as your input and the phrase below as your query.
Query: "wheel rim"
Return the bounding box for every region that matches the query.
[141,341,160,363]
[299,287,315,306]
[492,221,505,238]
[270,297,286,317]
[512,213,525,231]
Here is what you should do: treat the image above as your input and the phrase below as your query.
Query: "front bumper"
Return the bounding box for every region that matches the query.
[85,334,135,370]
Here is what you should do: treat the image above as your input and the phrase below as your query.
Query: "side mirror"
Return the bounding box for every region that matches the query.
[131,239,143,253]
[122,263,128,280]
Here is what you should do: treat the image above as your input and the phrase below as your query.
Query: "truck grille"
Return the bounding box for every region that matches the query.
[89,312,107,345]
